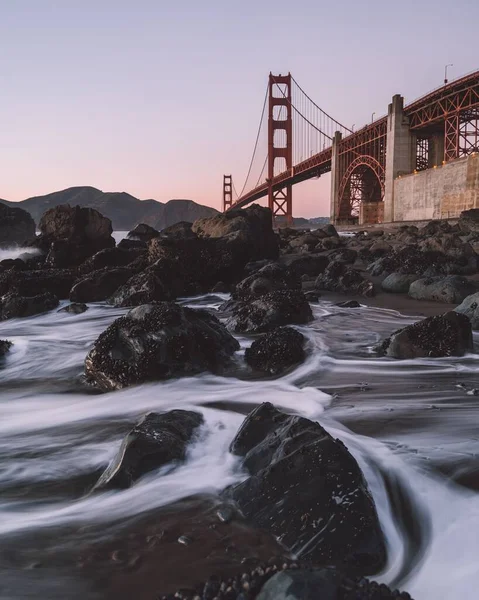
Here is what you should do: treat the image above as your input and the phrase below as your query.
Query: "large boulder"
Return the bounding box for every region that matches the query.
[70,267,134,303]
[458,209,479,233]
[454,291,479,329]
[78,247,145,274]
[233,263,300,302]
[279,253,329,277]
[368,246,449,277]
[192,204,279,262]
[0,269,76,300]
[224,403,386,573]
[245,327,306,375]
[126,223,160,242]
[381,273,419,294]
[93,410,203,490]
[85,302,240,391]
[315,261,374,297]
[0,202,36,248]
[379,311,473,359]
[109,267,174,307]
[37,204,115,267]
[227,290,313,334]
[0,292,58,320]
[409,275,476,304]
[160,221,196,240]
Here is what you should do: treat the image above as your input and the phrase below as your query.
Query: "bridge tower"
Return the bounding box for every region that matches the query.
[222,174,233,212]
[268,73,293,226]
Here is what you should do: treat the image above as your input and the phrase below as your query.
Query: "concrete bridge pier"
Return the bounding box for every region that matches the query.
[330,131,342,223]
[384,94,415,222]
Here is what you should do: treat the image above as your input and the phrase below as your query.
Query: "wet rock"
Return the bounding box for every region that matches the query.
[233,264,300,302]
[93,410,203,490]
[314,223,339,238]
[0,202,36,248]
[224,403,386,573]
[381,273,419,294]
[454,291,479,329]
[327,247,358,264]
[227,290,313,334]
[315,261,374,297]
[379,311,473,359]
[304,290,321,302]
[0,291,58,320]
[36,204,115,267]
[0,339,12,357]
[192,204,279,263]
[245,327,306,375]
[0,269,76,299]
[458,208,479,233]
[58,302,88,314]
[78,247,145,274]
[70,267,134,303]
[335,300,361,308]
[288,233,320,252]
[420,219,453,236]
[85,302,240,391]
[409,275,476,304]
[109,267,173,307]
[126,223,160,242]
[117,238,146,250]
[279,253,329,276]
[210,281,231,293]
[160,221,196,240]
[368,246,448,277]
[0,258,27,272]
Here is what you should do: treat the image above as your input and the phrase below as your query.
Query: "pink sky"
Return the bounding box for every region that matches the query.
[1,0,477,217]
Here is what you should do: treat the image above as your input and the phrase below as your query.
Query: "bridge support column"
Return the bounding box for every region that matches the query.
[330,131,342,223]
[223,175,233,212]
[384,94,414,222]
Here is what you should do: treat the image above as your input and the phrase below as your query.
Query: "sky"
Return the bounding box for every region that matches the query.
[1,0,478,217]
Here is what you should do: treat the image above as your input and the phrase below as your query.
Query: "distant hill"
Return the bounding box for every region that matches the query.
[275,215,330,228]
[1,186,219,230]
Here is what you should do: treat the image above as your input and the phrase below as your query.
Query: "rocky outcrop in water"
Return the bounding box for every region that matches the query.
[70,267,134,303]
[233,264,300,302]
[315,260,374,297]
[223,403,386,573]
[127,223,160,242]
[0,291,58,320]
[245,327,306,375]
[455,291,479,329]
[381,273,419,294]
[379,311,473,359]
[0,339,12,357]
[78,247,145,274]
[109,266,174,307]
[0,202,36,248]
[58,302,88,314]
[0,269,76,300]
[409,275,477,304]
[227,290,313,333]
[85,302,240,391]
[93,410,204,491]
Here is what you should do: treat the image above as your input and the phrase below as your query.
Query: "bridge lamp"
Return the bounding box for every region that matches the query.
[371,113,375,123]
[444,64,453,85]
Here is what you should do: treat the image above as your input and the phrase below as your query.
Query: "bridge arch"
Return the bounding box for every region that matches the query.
[338,156,385,223]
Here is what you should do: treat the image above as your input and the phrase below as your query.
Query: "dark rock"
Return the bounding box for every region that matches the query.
[0,269,76,300]
[85,302,240,391]
[327,247,358,264]
[233,264,300,302]
[227,290,313,333]
[314,223,339,238]
[117,238,147,250]
[225,403,386,573]
[0,202,36,248]
[459,208,479,233]
[0,339,12,357]
[280,253,329,276]
[288,233,320,252]
[78,247,145,274]
[37,204,115,267]
[58,302,88,314]
[418,234,476,270]
[368,246,449,277]
[0,292,58,320]
[379,311,473,359]
[336,300,361,308]
[210,281,231,293]
[316,261,374,297]
[314,236,341,251]
[160,221,196,239]
[93,410,203,490]
[409,275,476,304]
[420,219,453,236]
[109,267,173,307]
[70,268,133,303]
[304,290,321,302]
[381,273,419,294]
[0,258,27,272]
[192,204,279,263]
[245,327,306,375]
[454,292,479,329]
[126,223,160,242]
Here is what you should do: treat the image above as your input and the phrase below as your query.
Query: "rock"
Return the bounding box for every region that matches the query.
[409,275,476,304]
[245,327,306,375]
[93,410,203,490]
[117,238,146,250]
[0,202,36,248]
[224,403,386,573]
[210,281,231,293]
[58,303,88,314]
[379,311,473,359]
[314,223,339,238]
[335,300,361,308]
[459,208,479,233]
[288,233,319,252]
[368,246,448,277]
[109,267,173,307]
[70,268,133,303]
[315,261,374,297]
[78,247,145,274]
[126,223,160,242]
[0,339,12,357]
[454,292,479,329]
[314,236,341,251]
[368,240,392,255]
[304,290,321,302]
[160,221,196,239]
[227,290,313,334]
[0,269,76,300]
[418,234,476,270]
[0,292,58,320]
[233,264,300,302]
[279,253,329,276]
[192,204,279,263]
[381,273,419,294]
[37,204,115,267]
[85,302,240,391]
[0,258,27,272]
[327,247,358,264]
[420,219,453,236]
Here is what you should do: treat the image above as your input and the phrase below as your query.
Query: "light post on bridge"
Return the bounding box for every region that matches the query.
[444,64,453,85]
[371,112,375,123]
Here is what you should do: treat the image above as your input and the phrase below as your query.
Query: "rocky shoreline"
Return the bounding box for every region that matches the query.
[2,200,479,597]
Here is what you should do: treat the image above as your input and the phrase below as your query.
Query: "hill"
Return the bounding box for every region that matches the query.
[1,187,219,230]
